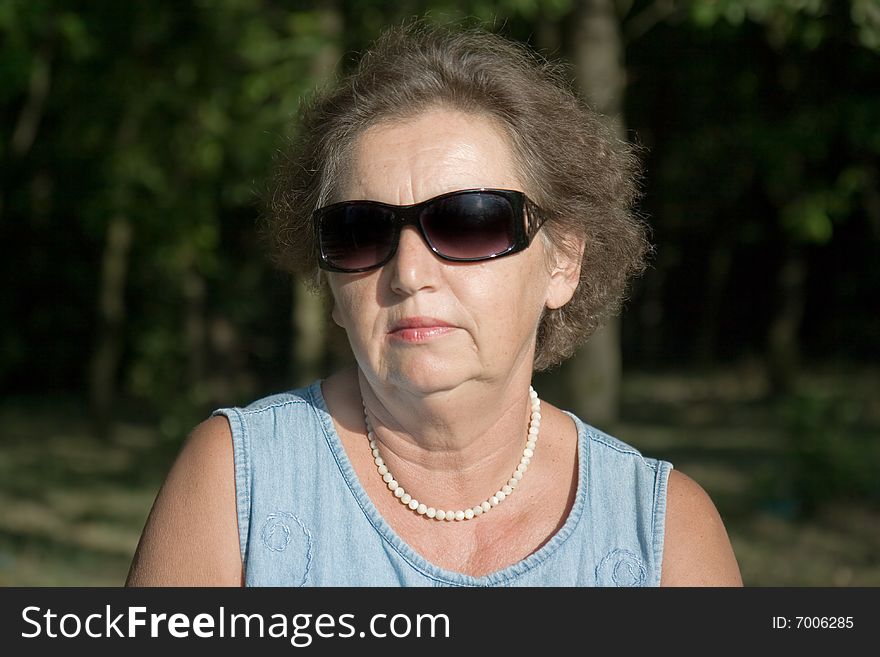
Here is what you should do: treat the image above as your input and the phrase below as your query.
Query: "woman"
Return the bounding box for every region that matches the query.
[127,21,741,586]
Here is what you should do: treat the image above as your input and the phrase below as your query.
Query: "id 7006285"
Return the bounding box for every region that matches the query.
[772,616,854,629]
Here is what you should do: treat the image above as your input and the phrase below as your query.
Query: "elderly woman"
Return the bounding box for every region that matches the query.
[127,22,741,586]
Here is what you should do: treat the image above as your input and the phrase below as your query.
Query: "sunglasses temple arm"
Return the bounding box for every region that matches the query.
[525,199,546,239]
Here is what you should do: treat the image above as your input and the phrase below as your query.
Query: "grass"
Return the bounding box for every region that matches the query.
[0,403,177,586]
[1,365,878,586]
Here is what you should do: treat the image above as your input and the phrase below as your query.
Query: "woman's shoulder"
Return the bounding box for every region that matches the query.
[564,413,742,586]
[660,469,743,586]
[127,414,242,586]
[127,381,327,586]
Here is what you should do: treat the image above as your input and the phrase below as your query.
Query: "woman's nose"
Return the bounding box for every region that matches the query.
[387,225,442,295]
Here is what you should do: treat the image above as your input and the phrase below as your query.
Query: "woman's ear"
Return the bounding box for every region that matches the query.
[316,270,345,328]
[545,238,585,310]
[329,292,346,328]
[312,271,341,329]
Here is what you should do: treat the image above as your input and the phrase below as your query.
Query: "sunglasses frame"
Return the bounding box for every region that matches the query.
[314,188,546,273]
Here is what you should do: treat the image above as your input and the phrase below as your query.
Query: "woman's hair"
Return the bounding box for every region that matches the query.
[265,19,649,370]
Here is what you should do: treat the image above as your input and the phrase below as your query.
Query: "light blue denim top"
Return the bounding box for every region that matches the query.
[212,380,672,587]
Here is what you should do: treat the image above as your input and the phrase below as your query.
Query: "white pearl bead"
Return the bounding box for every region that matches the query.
[528,427,539,436]
[523,448,534,458]
[502,485,512,495]
[427,507,437,518]
[372,448,380,458]
[378,464,388,476]
[496,491,506,501]
[473,505,483,516]
[531,412,541,421]
[516,463,527,473]
[513,471,523,481]
[374,456,384,466]
[526,441,536,451]
[417,504,427,515]
[464,509,474,520]
[446,510,455,521]
[436,510,446,520]
[508,478,518,488]
[522,456,531,465]
[388,480,399,491]
[481,501,491,512]
[490,496,499,506]
[401,493,411,504]
[454,510,465,521]
[394,486,405,498]
[530,389,538,399]
[408,499,419,510]
[382,472,393,483]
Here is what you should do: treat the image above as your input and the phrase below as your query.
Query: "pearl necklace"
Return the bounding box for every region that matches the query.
[362,387,541,521]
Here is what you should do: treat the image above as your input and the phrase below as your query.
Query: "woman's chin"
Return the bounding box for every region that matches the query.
[379,359,480,397]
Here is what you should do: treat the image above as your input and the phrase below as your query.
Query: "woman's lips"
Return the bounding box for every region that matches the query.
[388,317,456,342]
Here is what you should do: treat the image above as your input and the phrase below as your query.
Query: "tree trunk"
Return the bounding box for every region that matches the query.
[88,111,139,439]
[291,278,327,386]
[536,7,563,54]
[565,0,628,425]
[11,43,51,158]
[3,43,52,221]
[289,3,342,385]
[766,247,806,395]
[89,214,133,439]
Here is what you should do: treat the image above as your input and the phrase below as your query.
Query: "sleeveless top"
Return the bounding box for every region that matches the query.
[211,380,673,587]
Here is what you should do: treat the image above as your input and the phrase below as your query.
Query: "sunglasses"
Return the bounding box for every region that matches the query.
[314,188,546,273]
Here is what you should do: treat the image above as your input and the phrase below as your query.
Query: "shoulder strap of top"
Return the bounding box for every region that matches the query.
[211,386,318,564]
[570,414,673,586]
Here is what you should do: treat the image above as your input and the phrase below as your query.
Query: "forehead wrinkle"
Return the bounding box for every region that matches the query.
[355,145,487,205]
[344,109,525,205]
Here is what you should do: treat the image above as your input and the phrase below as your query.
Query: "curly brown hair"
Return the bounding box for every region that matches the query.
[264,19,649,371]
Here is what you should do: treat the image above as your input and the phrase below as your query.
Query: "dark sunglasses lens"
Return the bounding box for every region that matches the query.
[421,193,516,259]
[319,205,396,271]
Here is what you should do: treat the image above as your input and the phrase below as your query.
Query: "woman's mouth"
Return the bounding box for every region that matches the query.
[388,317,456,343]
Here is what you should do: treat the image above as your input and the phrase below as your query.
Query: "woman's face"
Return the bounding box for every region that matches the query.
[327,109,579,395]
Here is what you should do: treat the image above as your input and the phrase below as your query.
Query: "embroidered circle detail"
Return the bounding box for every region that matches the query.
[258,511,314,587]
[261,514,293,551]
[596,549,647,587]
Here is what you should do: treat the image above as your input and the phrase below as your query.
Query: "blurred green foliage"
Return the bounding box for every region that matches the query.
[1,0,878,436]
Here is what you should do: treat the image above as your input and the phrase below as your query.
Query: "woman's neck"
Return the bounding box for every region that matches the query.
[353,366,537,510]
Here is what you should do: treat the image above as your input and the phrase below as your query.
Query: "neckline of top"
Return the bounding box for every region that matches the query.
[308,379,590,587]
